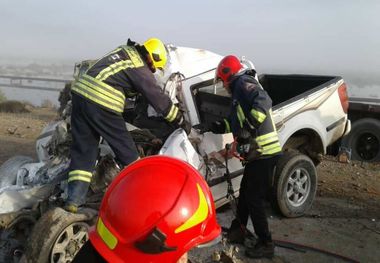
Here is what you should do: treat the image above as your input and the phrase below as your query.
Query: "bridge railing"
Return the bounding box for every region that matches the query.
[0,75,71,92]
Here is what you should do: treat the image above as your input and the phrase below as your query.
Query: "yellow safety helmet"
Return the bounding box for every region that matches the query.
[143,38,168,69]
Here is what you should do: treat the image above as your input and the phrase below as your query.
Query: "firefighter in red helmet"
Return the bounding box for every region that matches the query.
[212,55,282,259]
[72,156,221,263]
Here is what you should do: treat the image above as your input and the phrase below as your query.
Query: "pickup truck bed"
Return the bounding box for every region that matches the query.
[260,74,341,108]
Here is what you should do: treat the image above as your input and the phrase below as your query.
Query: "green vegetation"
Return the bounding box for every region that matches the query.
[0,100,30,113]
[0,89,7,103]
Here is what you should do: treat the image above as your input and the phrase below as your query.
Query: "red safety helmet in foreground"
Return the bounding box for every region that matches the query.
[89,156,221,263]
[215,55,243,87]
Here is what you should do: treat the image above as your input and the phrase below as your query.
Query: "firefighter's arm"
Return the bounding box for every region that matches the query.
[242,82,272,129]
[211,118,231,134]
[128,67,181,123]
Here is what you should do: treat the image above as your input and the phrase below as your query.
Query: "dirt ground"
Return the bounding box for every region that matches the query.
[0,108,379,263]
[190,159,380,263]
[0,108,57,163]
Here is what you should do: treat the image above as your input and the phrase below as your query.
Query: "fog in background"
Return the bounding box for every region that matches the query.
[0,0,379,103]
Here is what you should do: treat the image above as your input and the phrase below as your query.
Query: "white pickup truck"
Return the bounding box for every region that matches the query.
[160,45,351,216]
[0,45,351,263]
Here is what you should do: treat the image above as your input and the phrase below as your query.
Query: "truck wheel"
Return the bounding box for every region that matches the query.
[24,207,97,263]
[271,151,317,218]
[341,118,380,162]
[0,156,33,187]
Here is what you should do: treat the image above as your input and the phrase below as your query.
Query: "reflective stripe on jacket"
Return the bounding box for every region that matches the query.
[72,74,126,113]
[228,73,282,157]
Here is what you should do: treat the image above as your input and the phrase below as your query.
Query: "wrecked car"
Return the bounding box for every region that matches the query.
[0,44,351,262]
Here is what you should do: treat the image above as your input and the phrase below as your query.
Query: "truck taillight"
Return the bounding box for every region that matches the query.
[338,83,349,113]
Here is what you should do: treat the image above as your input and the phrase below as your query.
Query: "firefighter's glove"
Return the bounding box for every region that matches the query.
[175,111,191,135]
[179,117,192,135]
[236,129,261,162]
[210,120,226,134]
[173,110,191,135]
[236,129,251,155]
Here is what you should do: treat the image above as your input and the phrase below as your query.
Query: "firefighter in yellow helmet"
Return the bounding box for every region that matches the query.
[65,38,190,213]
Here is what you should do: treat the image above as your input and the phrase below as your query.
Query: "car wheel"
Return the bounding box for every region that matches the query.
[341,118,380,162]
[271,151,317,218]
[24,207,97,263]
[0,214,36,263]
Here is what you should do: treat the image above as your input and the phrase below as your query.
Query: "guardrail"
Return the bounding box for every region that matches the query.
[0,75,71,92]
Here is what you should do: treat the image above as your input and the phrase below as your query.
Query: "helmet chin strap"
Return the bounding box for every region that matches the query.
[134,42,156,73]
[145,54,156,73]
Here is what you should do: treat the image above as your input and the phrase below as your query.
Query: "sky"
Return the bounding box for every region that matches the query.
[1,0,380,79]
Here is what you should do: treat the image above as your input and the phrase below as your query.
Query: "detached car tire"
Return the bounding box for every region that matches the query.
[341,118,380,162]
[271,151,317,218]
[24,207,97,263]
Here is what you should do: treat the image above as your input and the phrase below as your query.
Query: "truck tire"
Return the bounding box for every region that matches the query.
[0,156,33,187]
[341,118,380,162]
[271,151,317,218]
[24,207,97,263]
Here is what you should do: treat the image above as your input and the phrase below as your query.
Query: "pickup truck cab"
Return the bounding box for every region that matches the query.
[161,45,351,217]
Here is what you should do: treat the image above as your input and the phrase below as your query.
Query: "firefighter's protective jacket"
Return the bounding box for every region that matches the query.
[71,40,179,123]
[225,73,282,158]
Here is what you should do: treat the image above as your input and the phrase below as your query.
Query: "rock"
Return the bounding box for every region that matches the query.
[6,127,18,134]
[212,251,221,261]
[24,104,34,112]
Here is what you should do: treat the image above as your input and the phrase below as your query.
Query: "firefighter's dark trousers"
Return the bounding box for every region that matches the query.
[236,156,279,242]
[67,94,139,207]
[72,241,106,263]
